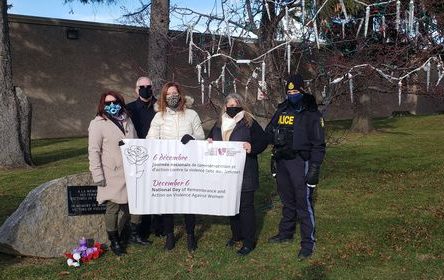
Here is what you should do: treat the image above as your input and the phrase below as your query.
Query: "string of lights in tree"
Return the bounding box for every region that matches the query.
[185,0,440,106]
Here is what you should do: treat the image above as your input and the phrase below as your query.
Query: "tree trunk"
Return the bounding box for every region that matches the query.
[350,91,373,133]
[257,1,285,117]
[148,0,170,93]
[15,87,33,165]
[0,0,31,168]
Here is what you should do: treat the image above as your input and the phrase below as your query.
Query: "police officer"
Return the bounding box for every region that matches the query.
[265,74,326,260]
[127,76,164,240]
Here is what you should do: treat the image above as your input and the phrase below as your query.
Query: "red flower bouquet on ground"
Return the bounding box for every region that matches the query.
[65,238,105,267]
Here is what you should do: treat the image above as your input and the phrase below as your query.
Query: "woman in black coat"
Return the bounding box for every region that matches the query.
[208,93,268,256]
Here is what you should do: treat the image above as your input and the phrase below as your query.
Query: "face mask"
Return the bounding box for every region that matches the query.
[139,85,153,99]
[226,107,243,118]
[287,93,303,104]
[104,102,122,116]
[166,95,180,108]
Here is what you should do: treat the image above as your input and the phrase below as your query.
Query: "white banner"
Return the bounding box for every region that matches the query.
[121,139,246,216]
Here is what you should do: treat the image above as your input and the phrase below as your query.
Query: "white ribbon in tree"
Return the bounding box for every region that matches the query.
[313,19,320,49]
[208,83,212,99]
[437,63,444,86]
[201,77,205,104]
[364,6,370,38]
[261,61,266,83]
[284,6,289,32]
[321,85,327,98]
[197,65,202,83]
[207,53,211,77]
[301,0,305,35]
[221,65,226,95]
[382,15,386,38]
[265,0,271,20]
[396,0,401,31]
[339,0,348,20]
[408,0,414,35]
[398,80,402,106]
[424,61,431,92]
[188,26,194,64]
[409,0,415,35]
[331,76,345,84]
[348,73,354,103]
[356,18,364,38]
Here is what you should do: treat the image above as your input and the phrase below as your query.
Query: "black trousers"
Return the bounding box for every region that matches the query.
[229,190,256,248]
[140,215,164,236]
[163,214,196,235]
[276,156,316,252]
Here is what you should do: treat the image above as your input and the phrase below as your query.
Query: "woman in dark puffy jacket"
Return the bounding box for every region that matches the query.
[207,93,268,256]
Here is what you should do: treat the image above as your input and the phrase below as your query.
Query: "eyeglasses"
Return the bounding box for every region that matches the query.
[104,101,119,106]
[138,85,151,89]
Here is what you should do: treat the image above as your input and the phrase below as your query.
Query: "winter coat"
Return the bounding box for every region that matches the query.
[88,115,137,204]
[208,118,268,192]
[147,96,205,140]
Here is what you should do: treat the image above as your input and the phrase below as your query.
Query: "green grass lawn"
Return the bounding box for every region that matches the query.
[1,115,443,280]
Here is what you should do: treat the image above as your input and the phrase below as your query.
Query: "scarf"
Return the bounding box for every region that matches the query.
[221,111,245,141]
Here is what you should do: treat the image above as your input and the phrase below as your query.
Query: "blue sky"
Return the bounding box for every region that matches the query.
[8,0,213,26]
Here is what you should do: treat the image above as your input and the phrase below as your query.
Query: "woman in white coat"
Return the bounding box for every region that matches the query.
[147,82,205,252]
[88,91,150,256]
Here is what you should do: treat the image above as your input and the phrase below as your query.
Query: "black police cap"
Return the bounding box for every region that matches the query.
[286,74,305,91]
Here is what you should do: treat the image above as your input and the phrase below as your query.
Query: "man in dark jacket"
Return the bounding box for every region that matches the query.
[126,76,164,239]
[265,74,326,260]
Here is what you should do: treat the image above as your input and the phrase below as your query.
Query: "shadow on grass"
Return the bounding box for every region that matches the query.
[0,253,23,267]
[31,138,79,149]
[295,262,328,280]
[32,147,87,166]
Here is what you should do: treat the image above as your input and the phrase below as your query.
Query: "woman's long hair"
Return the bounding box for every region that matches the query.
[96,91,128,119]
[158,82,186,113]
[221,93,254,127]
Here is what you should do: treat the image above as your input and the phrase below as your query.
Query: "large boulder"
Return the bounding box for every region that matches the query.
[0,173,113,258]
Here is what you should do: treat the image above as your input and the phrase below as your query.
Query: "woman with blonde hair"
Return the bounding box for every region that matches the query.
[207,93,268,256]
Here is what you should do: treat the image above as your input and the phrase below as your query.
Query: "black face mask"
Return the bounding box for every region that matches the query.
[139,85,153,99]
[226,107,243,118]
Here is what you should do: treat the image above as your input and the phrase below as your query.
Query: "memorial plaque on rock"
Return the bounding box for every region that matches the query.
[67,186,106,216]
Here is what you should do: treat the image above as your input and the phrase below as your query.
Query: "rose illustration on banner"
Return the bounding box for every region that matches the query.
[124,145,149,207]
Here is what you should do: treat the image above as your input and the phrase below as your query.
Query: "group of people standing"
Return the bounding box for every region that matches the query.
[88,74,325,260]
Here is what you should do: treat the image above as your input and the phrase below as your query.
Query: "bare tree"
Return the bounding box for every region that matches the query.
[69,0,444,133]
[0,0,32,168]
[148,0,169,92]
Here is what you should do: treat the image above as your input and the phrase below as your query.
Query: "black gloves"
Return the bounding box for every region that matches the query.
[181,134,195,144]
[306,163,321,185]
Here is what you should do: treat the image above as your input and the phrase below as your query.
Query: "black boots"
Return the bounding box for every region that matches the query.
[128,223,152,245]
[164,233,197,252]
[107,231,124,256]
[164,233,175,250]
[187,233,197,252]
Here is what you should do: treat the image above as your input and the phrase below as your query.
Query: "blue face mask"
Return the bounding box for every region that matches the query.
[104,102,122,116]
[287,93,303,104]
